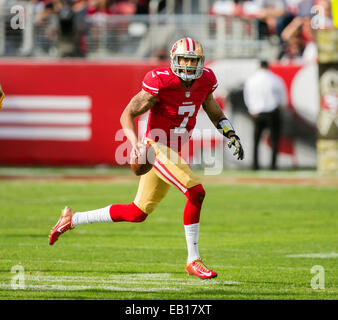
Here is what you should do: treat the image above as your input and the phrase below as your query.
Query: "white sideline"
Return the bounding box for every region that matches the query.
[0,273,239,292]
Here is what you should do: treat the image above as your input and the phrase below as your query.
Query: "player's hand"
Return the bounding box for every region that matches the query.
[228,135,244,160]
[131,142,146,163]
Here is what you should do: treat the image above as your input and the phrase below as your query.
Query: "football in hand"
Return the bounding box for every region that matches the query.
[130,143,156,176]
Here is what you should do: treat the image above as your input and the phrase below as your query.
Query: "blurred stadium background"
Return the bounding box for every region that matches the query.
[0,0,336,170]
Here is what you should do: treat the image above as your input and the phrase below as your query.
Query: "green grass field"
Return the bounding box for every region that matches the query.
[0,168,337,300]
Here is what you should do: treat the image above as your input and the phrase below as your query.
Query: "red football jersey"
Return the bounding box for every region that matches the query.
[141,66,218,152]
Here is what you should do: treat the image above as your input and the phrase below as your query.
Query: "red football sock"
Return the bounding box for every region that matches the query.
[109,202,147,222]
[183,184,206,225]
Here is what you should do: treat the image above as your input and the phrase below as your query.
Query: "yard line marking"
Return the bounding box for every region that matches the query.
[286,253,338,258]
[0,284,181,292]
[15,274,239,291]
[0,271,239,294]
[25,274,235,286]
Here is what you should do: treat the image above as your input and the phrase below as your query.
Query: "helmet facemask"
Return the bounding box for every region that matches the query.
[171,55,205,81]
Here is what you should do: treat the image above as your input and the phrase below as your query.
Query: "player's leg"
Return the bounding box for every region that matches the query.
[73,168,170,222]
[253,114,266,170]
[106,168,170,223]
[49,169,170,245]
[132,167,171,215]
[151,141,217,279]
[269,108,281,170]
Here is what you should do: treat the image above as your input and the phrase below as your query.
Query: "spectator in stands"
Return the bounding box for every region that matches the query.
[110,0,137,14]
[87,0,138,15]
[57,0,77,57]
[37,0,78,57]
[255,0,315,41]
[243,60,288,170]
[85,0,138,54]
[72,0,89,57]
[85,0,112,53]
[132,0,150,14]
[30,0,46,24]
[300,16,318,63]
[255,0,287,39]
[36,0,60,54]
[278,31,305,64]
[86,0,113,14]
[279,15,317,64]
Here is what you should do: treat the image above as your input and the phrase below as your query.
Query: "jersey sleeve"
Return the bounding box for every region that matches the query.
[207,68,218,95]
[142,70,160,99]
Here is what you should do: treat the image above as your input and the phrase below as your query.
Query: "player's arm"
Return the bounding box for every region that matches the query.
[120,89,157,154]
[202,93,244,160]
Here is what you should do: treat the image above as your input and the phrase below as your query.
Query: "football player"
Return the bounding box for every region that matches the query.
[49,38,244,279]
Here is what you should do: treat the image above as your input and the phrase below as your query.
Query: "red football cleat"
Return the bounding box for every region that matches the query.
[49,206,75,245]
[185,258,218,279]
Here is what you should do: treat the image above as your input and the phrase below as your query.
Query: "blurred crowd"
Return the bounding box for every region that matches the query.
[210,0,336,64]
[2,0,336,60]
[31,0,158,17]
[15,0,157,57]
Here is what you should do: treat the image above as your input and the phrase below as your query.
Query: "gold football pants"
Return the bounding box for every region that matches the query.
[133,139,202,214]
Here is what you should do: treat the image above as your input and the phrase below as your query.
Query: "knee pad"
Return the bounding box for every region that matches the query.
[186,184,205,205]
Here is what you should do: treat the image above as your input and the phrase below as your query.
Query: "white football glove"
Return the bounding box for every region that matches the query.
[228,135,244,160]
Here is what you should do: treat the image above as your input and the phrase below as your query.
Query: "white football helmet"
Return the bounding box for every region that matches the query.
[170,37,205,81]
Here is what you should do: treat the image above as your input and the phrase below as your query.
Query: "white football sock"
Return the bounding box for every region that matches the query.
[184,223,200,263]
[71,205,112,226]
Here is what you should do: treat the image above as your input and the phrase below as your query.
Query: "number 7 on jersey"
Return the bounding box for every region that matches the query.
[174,105,196,134]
